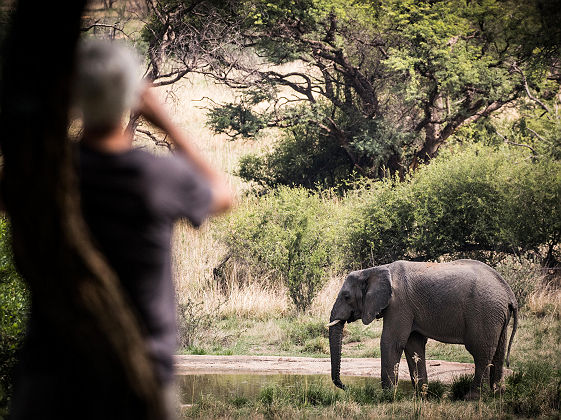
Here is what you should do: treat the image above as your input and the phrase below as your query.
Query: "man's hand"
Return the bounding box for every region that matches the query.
[135,84,172,132]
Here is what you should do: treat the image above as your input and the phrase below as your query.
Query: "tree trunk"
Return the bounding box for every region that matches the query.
[0,2,163,418]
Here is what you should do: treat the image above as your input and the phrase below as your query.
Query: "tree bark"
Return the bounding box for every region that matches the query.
[0,2,163,418]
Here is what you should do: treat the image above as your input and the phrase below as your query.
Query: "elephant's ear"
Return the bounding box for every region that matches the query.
[362,267,392,325]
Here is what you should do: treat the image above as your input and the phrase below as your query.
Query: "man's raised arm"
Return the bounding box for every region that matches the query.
[135,86,233,214]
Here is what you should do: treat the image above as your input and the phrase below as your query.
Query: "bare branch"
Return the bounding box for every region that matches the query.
[496,132,538,155]
[152,69,190,87]
[81,22,129,37]
[527,127,546,143]
[512,63,553,115]
[136,128,172,150]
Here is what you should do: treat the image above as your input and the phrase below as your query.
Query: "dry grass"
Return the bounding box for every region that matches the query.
[309,275,344,319]
[213,283,290,320]
[526,285,561,319]
[137,74,286,318]
[133,70,338,322]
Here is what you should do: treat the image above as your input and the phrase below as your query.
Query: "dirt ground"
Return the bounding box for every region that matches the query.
[174,355,488,384]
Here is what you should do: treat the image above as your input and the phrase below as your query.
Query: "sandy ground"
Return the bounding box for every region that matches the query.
[174,355,489,384]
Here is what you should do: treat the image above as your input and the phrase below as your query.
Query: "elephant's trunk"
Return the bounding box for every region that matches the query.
[329,320,345,390]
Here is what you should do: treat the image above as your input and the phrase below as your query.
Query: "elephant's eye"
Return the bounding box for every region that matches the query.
[342,291,351,301]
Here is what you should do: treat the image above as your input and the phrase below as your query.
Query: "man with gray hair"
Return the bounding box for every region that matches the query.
[10,39,232,419]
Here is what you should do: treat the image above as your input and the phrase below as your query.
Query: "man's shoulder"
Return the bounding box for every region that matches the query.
[136,150,195,179]
[80,146,178,172]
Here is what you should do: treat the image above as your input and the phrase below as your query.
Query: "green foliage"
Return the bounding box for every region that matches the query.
[500,156,561,265]
[284,318,328,345]
[346,383,404,404]
[230,395,250,408]
[0,217,28,410]
[282,317,330,354]
[343,145,561,267]
[201,0,561,188]
[426,380,446,401]
[408,147,507,260]
[259,379,403,409]
[344,178,415,268]
[207,90,274,139]
[237,119,353,190]
[220,187,338,311]
[505,361,561,417]
[449,374,474,401]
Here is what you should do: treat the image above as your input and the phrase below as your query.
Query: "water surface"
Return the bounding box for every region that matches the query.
[176,373,411,404]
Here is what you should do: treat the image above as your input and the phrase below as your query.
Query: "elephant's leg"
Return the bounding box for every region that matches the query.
[465,343,495,399]
[404,331,428,389]
[380,323,411,389]
[490,320,508,390]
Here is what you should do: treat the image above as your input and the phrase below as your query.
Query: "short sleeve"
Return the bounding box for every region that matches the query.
[153,154,213,227]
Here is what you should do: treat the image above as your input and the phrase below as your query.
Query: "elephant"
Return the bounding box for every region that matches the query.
[328,259,518,396]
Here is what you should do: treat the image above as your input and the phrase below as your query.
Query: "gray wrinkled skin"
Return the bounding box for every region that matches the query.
[328,259,518,396]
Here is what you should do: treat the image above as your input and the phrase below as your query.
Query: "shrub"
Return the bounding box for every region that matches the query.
[285,319,328,345]
[303,337,328,354]
[449,374,474,401]
[237,121,352,191]
[0,217,28,410]
[495,258,541,308]
[500,157,561,267]
[409,147,507,260]
[426,380,446,400]
[344,178,414,267]
[176,297,227,351]
[220,187,337,311]
[342,145,561,268]
[505,361,561,417]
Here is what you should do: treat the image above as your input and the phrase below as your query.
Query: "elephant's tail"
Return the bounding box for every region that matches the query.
[506,302,518,368]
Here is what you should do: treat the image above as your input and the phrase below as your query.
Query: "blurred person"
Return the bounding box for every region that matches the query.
[10,40,232,419]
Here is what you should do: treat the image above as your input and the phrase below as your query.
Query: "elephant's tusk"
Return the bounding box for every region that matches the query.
[326,319,341,327]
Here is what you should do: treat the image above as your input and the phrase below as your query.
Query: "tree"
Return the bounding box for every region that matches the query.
[80,0,245,147]
[202,0,560,187]
[0,2,163,418]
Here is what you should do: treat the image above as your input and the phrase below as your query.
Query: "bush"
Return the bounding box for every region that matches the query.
[342,145,561,267]
[222,145,560,309]
[505,361,561,417]
[495,258,541,308]
[176,298,214,350]
[220,187,338,311]
[409,147,507,260]
[449,374,474,401]
[425,380,447,400]
[284,319,328,345]
[500,157,561,267]
[344,178,414,267]
[0,217,28,410]
[238,121,353,190]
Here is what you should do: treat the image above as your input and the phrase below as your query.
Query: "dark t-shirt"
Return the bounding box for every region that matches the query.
[19,145,212,392]
[77,145,213,384]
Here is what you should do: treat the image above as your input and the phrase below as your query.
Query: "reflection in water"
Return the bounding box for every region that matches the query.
[176,374,410,404]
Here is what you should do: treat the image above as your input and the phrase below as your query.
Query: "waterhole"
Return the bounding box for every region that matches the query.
[176,374,412,404]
